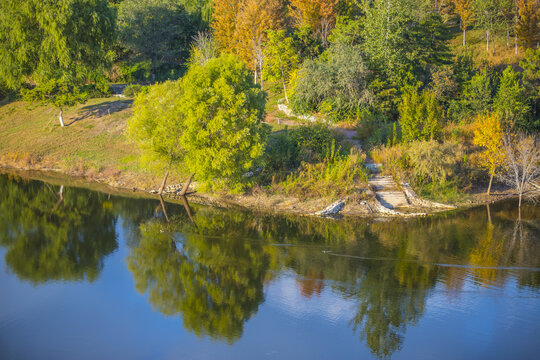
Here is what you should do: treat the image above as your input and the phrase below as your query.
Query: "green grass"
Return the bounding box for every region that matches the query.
[0,97,140,175]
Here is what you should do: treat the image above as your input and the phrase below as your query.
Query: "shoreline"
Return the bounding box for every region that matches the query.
[0,163,521,219]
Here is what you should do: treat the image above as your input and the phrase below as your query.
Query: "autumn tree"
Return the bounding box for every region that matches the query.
[212,0,284,87]
[236,0,284,87]
[516,0,540,49]
[211,0,241,54]
[263,30,300,103]
[472,112,506,195]
[452,0,474,46]
[289,0,339,46]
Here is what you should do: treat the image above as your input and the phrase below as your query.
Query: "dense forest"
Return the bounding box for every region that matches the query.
[0,0,539,204]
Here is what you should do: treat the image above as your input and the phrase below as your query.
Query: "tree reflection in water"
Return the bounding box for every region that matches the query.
[0,175,118,284]
[127,207,270,343]
[1,174,538,358]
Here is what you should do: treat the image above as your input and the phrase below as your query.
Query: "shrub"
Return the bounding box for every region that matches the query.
[277,143,367,198]
[407,140,465,186]
[371,144,409,180]
[264,123,337,172]
[398,88,443,142]
[289,42,374,122]
[355,111,394,149]
[123,84,149,97]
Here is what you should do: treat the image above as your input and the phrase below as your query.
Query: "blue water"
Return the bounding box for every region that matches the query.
[0,175,539,359]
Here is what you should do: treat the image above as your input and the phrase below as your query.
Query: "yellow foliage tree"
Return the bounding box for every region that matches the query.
[472,112,506,196]
[212,0,241,55]
[516,0,540,49]
[289,0,339,46]
[451,0,474,46]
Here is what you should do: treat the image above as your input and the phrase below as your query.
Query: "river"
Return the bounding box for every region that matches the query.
[0,173,539,359]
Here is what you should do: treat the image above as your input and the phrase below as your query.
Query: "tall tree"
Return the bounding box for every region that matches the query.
[128,54,268,191]
[516,0,540,49]
[263,30,300,103]
[452,0,474,46]
[211,0,241,54]
[0,0,115,127]
[474,0,501,53]
[117,0,198,79]
[212,0,284,86]
[290,0,339,46]
[235,0,284,87]
[493,66,531,129]
[472,112,506,195]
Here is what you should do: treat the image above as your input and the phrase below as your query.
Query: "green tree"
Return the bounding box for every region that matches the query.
[127,80,186,193]
[128,54,268,191]
[451,69,495,120]
[474,0,501,53]
[290,41,374,121]
[493,66,531,129]
[519,48,540,126]
[263,30,300,104]
[0,0,115,126]
[117,0,198,79]
[398,88,443,142]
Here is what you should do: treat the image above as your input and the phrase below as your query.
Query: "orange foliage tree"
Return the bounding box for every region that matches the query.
[212,0,284,87]
[452,0,474,46]
[289,0,339,46]
[516,0,540,49]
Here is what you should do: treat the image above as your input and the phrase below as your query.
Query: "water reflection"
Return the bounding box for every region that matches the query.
[0,174,539,359]
[0,175,118,283]
[127,209,270,343]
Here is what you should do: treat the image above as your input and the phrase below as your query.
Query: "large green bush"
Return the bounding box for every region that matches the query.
[127,54,268,191]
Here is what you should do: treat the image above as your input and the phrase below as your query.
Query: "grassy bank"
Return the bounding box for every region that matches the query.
[0,97,168,189]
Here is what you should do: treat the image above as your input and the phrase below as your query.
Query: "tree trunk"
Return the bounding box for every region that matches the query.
[463,27,466,47]
[281,65,289,104]
[487,172,494,196]
[179,173,194,196]
[58,109,65,127]
[486,30,490,53]
[158,170,169,196]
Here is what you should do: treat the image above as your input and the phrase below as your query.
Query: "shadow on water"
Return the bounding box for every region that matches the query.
[0,173,539,358]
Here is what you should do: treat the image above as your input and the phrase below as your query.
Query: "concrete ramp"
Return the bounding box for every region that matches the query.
[368,175,409,209]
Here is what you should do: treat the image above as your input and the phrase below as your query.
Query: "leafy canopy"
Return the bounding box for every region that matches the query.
[128,54,268,191]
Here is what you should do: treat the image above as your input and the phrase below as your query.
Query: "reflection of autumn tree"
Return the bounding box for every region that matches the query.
[0,175,117,284]
[127,208,271,343]
[469,221,505,286]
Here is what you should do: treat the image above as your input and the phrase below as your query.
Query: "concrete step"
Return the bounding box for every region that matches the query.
[369,175,410,209]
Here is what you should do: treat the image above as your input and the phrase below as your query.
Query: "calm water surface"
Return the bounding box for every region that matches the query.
[0,174,539,360]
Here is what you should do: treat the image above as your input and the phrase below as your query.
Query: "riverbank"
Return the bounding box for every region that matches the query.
[0,98,519,218]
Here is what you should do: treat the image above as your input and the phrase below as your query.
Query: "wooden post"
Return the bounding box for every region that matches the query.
[179,173,194,196]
